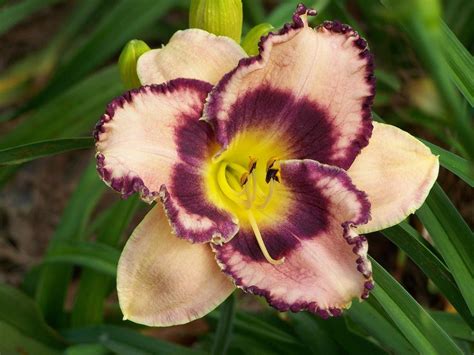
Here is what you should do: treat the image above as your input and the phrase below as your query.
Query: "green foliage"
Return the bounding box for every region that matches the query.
[0,0,473,354]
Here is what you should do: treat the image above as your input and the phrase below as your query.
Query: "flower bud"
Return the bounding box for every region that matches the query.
[118,39,150,89]
[189,0,243,43]
[241,23,274,56]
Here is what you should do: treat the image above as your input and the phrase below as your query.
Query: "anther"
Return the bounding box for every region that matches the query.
[248,156,257,173]
[265,168,280,183]
[240,172,249,186]
[266,156,278,171]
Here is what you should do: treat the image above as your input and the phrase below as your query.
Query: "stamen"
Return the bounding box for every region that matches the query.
[217,163,247,207]
[266,168,280,183]
[257,179,275,209]
[247,210,285,265]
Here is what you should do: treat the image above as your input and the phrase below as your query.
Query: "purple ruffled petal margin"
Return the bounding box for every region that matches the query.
[203,4,375,170]
[213,160,374,318]
[94,79,213,203]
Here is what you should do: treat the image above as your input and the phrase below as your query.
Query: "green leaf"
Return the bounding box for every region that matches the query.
[382,222,474,328]
[71,196,142,326]
[0,321,61,355]
[0,0,63,36]
[65,343,109,355]
[441,21,474,106]
[207,310,300,347]
[421,139,474,187]
[290,313,387,355]
[212,293,236,355]
[62,325,205,355]
[417,183,474,315]
[35,160,106,326]
[0,137,93,166]
[0,66,121,149]
[429,311,474,342]
[347,299,416,354]
[31,0,174,106]
[0,284,65,349]
[42,240,121,277]
[370,257,462,354]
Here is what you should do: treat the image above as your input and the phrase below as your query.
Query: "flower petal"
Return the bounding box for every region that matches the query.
[137,29,247,85]
[203,5,374,169]
[95,79,238,243]
[213,159,373,315]
[117,205,235,326]
[348,122,439,234]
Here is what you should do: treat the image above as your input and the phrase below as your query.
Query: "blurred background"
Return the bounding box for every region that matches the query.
[0,0,472,354]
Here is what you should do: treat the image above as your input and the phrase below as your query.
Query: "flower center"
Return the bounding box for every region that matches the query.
[212,155,284,265]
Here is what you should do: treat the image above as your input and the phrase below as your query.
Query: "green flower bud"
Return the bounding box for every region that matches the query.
[241,23,274,56]
[189,0,243,43]
[118,39,150,89]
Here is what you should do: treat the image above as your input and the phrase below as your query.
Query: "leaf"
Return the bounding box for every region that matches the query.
[62,325,205,355]
[290,313,387,355]
[0,0,63,36]
[347,299,416,354]
[382,222,474,328]
[417,183,474,315]
[0,283,65,349]
[65,344,109,355]
[429,311,474,342]
[30,0,174,107]
[370,257,463,354]
[0,321,61,355]
[441,21,474,106]
[42,240,121,277]
[35,160,106,326]
[0,138,93,166]
[71,196,142,326]
[211,293,236,355]
[421,139,474,187]
[0,66,121,149]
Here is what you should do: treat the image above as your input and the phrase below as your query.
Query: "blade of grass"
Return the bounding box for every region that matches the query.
[71,197,141,326]
[0,0,64,36]
[0,138,93,166]
[370,257,462,354]
[62,325,206,355]
[347,299,416,354]
[35,160,106,326]
[382,222,474,328]
[290,312,387,354]
[421,139,473,187]
[0,66,121,149]
[383,0,474,161]
[417,184,474,315]
[0,322,61,355]
[0,283,65,349]
[0,0,104,112]
[441,21,474,106]
[28,0,174,108]
[212,293,236,355]
[42,240,121,277]
[429,311,474,342]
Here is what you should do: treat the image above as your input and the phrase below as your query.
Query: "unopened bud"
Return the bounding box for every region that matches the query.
[118,39,150,89]
[241,23,274,56]
[189,0,243,43]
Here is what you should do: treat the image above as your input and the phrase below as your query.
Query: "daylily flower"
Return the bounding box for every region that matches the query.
[94,5,439,326]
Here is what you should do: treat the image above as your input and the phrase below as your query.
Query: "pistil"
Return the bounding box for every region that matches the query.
[247,210,285,265]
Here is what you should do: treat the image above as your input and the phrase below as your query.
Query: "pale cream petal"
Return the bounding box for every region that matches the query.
[348,122,439,233]
[117,205,235,326]
[137,29,246,85]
